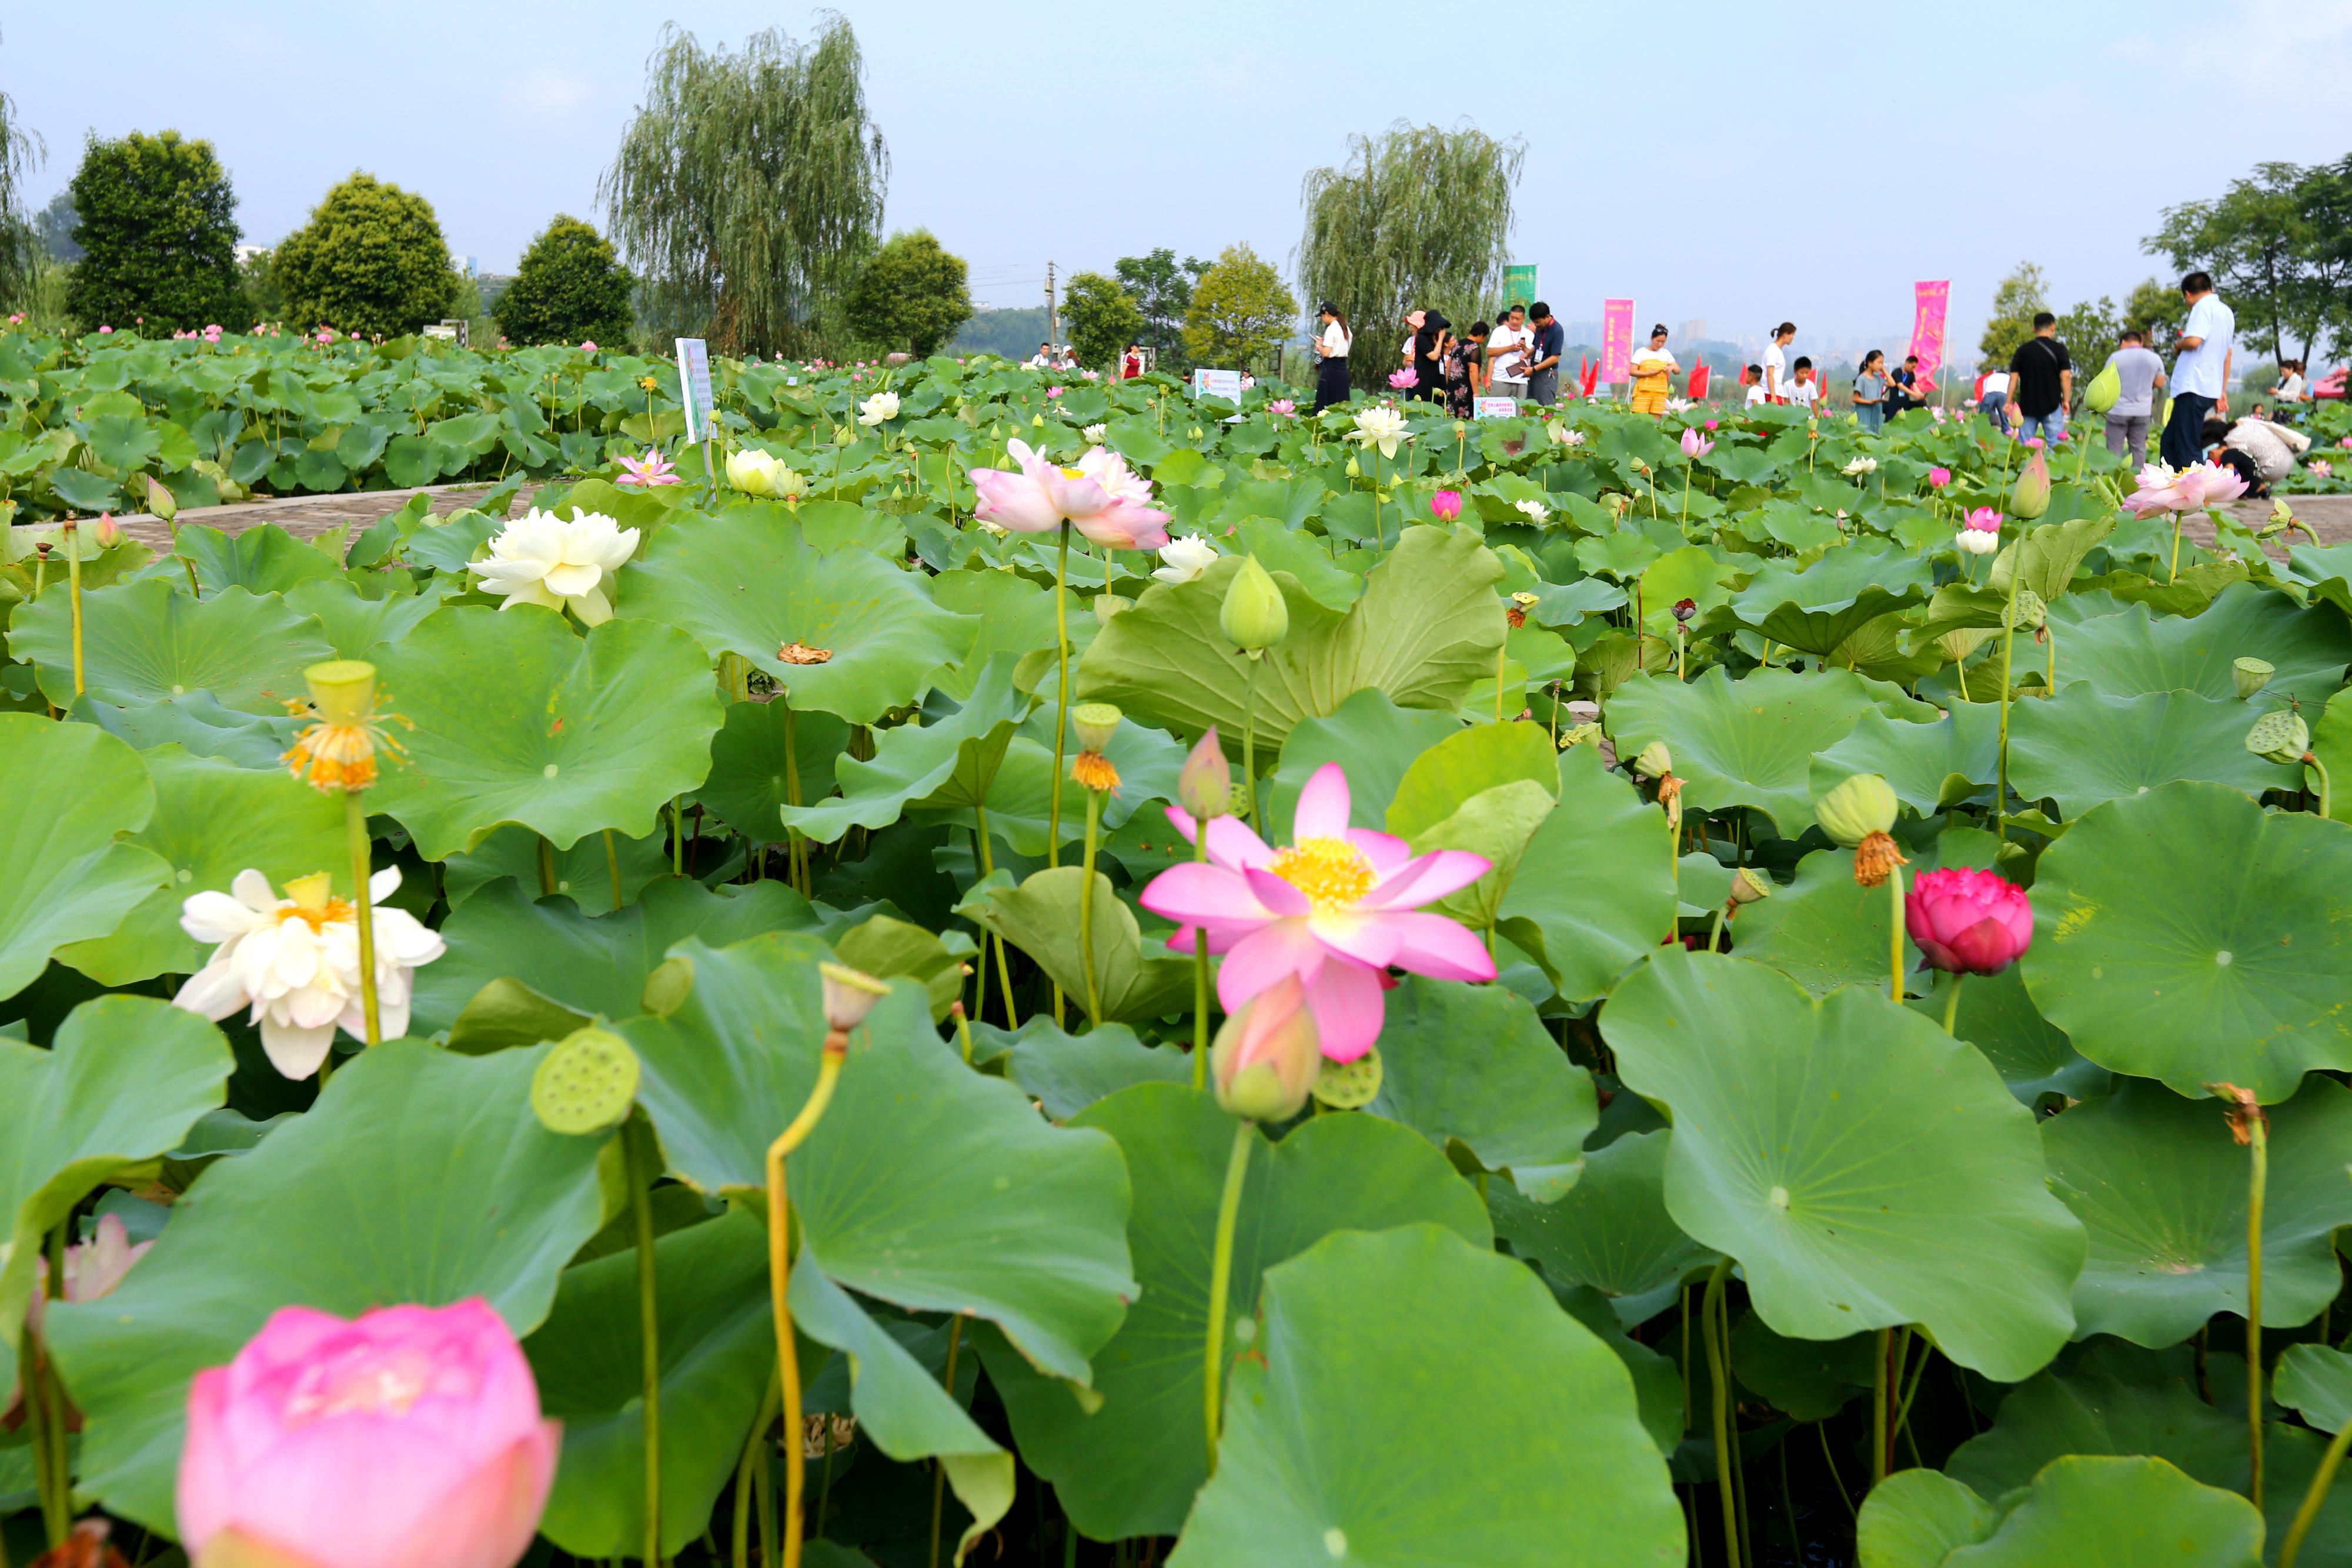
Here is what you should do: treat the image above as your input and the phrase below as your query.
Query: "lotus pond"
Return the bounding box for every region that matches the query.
[6,329,2352,1568]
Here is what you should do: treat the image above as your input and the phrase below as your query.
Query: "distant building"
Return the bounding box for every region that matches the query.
[1676,318,1706,343]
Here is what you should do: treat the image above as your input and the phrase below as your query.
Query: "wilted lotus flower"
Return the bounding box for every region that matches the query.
[1679,427,1713,459]
[1210,975,1321,1123]
[471,509,641,625]
[1549,424,1585,447]
[1843,456,1878,477]
[1154,534,1218,584]
[2233,657,2274,700]
[1815,774,1906,888]
[177,1299,558,1568]
[1929,467,1952,489]
[857,390,900,425]
[174,869,445,1079]
[1905,867,2033,975]
[2010,451,2052,520]
[25,1212,152,1334]
[1430,489,1464,522]
[1220,554,1289,653]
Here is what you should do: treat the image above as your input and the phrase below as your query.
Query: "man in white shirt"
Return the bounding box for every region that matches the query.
[1762,322,1795,401]
[1487,305,1532,399]
[2161,271,2234,469]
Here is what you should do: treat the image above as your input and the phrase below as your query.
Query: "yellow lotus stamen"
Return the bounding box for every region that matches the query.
[1072,751,1121,793]
[1269,836,1376,913]
[283,723,385,792]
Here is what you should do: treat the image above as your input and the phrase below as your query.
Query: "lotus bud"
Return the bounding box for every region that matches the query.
[93,511,123,549]
[1344,454,1361,478]
[1728,867,1773,905]
[818,961,891,1034]
[2233,657,2274,701]
[2082,362,2122,417]
[1220,554,1289,654]
[145,473,178,522]
[1633,741,1673,780]
[2245,709,2310,767]
[1429,489,1464,523]
[1816,773,1899,848]
[1177,727,1232,822]
[2010,451,2051,521]
[1210,976,1321,1124]
[1073,701,1122,754]
[302,659,379,726]
[772,465,807,500]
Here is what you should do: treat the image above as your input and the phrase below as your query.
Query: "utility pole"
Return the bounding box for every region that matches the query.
[1045,261,1059,349]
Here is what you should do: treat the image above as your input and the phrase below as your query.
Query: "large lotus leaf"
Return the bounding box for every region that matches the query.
[1634,544,1740,636]
[44,1042,610,1533]
[1810,703,2002,817]
[1946,1346,2247,1496]
[1988,513,2119,603]
[1384,718,1557,840]
[984,1017,1195,1119]
[980,1085,1491,1542]
[927,567,1057,701]
[2276,1345,2352,1433]
[528,1208,776,1560]
[2056,582,2352,706]
[2009,687,2298,819]
[1404,779,1556,931]
[967,867,1192,1024]
[1939,1456,2261,1568]
[68,691,295,770]
[8,580,335,713]
[409,876,825,1035]
[1165,1225,1684,1568]
[439,823,670,911]
[1367,975,1595,1201]
[616,510,974,723]
[1735,828,2000,999]
[933,702,1185,858]
[175,524,346,598]
[282,577,446,662]
[1855,1467,2001,1567]
[1075,524,1504,751]
[367,604,724,858]
[2041,1076,2352,1346]
[1264,687,1462,836]
[56,746,348,984]
[1487,1131,1716,1326]
[1496,745,1678,1002]
[1601,950,2086,1380]
[697,697,850,842]
[1903,963,2109,1106]
[0,717,172,1000]
[1723,546,1935,655]
[619,935,1135,1388]
[1730,1313,1876,1423]
[0,998,230,1357]
[2313,686,2352,824]
[2023,783,2352,1102]
[1607,666,1934,831]
[771,660,1026,846]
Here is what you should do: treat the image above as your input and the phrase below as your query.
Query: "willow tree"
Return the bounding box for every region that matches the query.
[1295,122,1524,389]
[0,52,43,309]
[600,19,887,356]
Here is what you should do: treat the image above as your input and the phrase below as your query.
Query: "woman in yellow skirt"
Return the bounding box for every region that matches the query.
[1628,323,1679,416]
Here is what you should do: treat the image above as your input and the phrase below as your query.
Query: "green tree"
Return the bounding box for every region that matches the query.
[0,69,42,307]
[238,248,283,328]
[63,130,242,332]
[602,19,887,357]
[1976,261,2049,367]
[2145,161,2336,363]
[844,228,970,356]
[1112,248,1207,367]
[493,215,634,347]
[2120,278,2183,347]
[273,172,457,338]
[1297,121,1524,389]
[1182,243,1297,372]
[2053,295,2119,370]
[1061,271,1143,372]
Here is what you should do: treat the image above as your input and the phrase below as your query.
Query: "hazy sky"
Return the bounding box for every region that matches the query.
[9,0,2351,353]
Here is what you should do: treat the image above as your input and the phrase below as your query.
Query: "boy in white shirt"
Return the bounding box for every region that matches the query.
[1788,356,1820,412]
[1743,367,1767,409]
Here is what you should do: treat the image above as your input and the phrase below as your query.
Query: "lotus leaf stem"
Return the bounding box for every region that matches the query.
[1701,1255,1741,1568]
[2280,1422,2352,1568]
[1494,637,1506,725]
[1887,865,1906,1004]
[1994,560,2024,844]
[1048,522,1071,868]
[2305,753,2331,820]
[769,1028,850,1568]
[731,1373,781,1568]
[927,1316,967,1568]
[973,812,1019,1028]
[1079,787,1105,1024]
[537,833,559,898]
[1202,1118,1255,1469]
[64,519,83,698]
[348,791,380,1045]
[1192,829,1212,1089]
[604,830,624,912]
[1941,972,1965,1035]
[19,1255,65,1548]
[626,1115,665,1566]
[1872,1326,1893,1486]
[2247,1108,2269,1510]
[1816,1419,1856,1520]
[783,701,809,896]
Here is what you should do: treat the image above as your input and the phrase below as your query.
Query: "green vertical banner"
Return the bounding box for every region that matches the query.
[1504,264,1538,310]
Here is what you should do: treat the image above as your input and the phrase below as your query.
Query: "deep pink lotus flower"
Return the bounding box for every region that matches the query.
[616,449,680,487]
[1679,427,1714,459]
[969,439,1171,549]
[1139,762,1495,1061]
[178,1299,557,1568]
[1963,507,2002,532]
[1430,489,1463,521]
[1704,419,1719,430]
[1905,867,2033,975]
[1929,466,1952,488]
[2024,437,2044,450]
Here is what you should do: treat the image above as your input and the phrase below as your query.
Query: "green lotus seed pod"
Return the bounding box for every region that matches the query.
[2233,657,2274,701]
[1311,1045,1384,1110]
[2082,361,2122,417]
[1220,554,1289,653]
[2010,452,2052,521]
[532,1027,642,1135]
[1073,701,1123,753]
[2004,587,2047,632]
[1729,867,1773,905]
[1816,773,1899,847]
[2245,709,2309,765]
[642,954,696,1017]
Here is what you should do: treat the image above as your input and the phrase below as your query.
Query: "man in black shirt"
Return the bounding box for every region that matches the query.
[2007,312,2073,444]
[1525,302,1566,406]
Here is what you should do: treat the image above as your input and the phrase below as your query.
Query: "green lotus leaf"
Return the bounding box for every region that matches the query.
[68,691,295,770]
[1075,524,1504,752]
[1735,827,2000,999]
[56,746,348,985]
[832,911,972,1022]
[2275,1344,2352,1433]
[1855,1467,2000,1567]
[965,866,1192,1025]
[8,580,335,713]
[175,524,346,598]
[367,604,724,858]
[2041,1076,2352,1347]
[979,1017,1195,1119]
[926,567,1058,701]
[1164,1225,1684,1568]
[929,701,1184,858]
[1898,1456,2261,1568]
[1384,718,1557,840]
[1810,703,2002,817]
[439,823,672,910]
[1723,546,1935,655]
[45,1042,611,1533]
[282,577,446,662]
[0,715,171,999]
[776,658,1028,846]
[1607,666,1934,831]
[698,696,850,842]
[616,510,974,723]
[1904,962,2108,1106]
[2056,582,2352,706]
[1486,1131,1715,1327]
[2305,683,2352,824]
[2023,782,2352,1102]
[1989,513,2118,603]
[1264,687,1463,835]
[1404,778,1556,931]
[1601,950,2086,1380]
[980,1084,1490,1542]
[1946,1343,2246,1496]
[1496,745,1678,1002]
[1730,1312,1875,1423]
[2009,687,2299,819]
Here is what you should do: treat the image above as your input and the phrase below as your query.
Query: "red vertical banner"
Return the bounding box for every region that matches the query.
[1909,281,1950,380]
[1601,299,1635,383]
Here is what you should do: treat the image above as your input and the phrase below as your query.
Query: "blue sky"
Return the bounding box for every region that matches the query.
[9,1,2351,353]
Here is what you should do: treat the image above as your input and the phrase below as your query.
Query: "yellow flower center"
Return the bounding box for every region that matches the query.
[1269,836,1375,913]
[273,896,355,932]
[1060,466,1087,480]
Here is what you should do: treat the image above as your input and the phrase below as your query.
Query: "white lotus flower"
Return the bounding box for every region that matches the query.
[1843,456,1879,477]
[1354,406,1408,459]
[1516,499,1552,523]
[857,390,901,425]
[1083,423,1107,444]
[470,508,640,626]
[1956,527,2001,556]
[726,446,781,496]
[1153,534,1220,584]
[172,868,445,1081]
[1549,424,1585,447]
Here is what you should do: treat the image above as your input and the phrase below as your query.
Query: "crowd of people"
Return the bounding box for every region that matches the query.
[1308,299,1567,413]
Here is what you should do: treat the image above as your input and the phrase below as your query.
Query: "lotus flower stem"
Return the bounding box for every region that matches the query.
[1707,904,1726,954]
[1202,1119,1254,1469]
[1494,638,1506,725]
[1078,788,1105,1024]
[1994,565,2024,844]
[1941,972,1965,1034]
[671,800,686,877]
[18,1268,66,1547]
[1191,831,1212,1090]
[1872,1327,1896,1485]
[1701,1255,1740,1568]
[731,1373,781,1568]
[972,812,1020,1028]
[2281,1422,2352,1568]
[2169,513,2186,585]
[626,1116,665,1567]
[604,830,624,912]
[2247,1108,2269,1510]
[769,1031,850,1568]
[1240,658,1262,821]
[63,520,84,698]
[1048,524,1071,866]
[1816,1420,1856,1520]
[347,791,380,1045]
[927,1315,966,1568]
[1887,864,1906,1004]
[2304,752,2331,820]
[783,703,808,894]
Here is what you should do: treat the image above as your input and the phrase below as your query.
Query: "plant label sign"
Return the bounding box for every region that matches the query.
[1475,396,1518,420]
[674,338,715,442]
[1190,369,1244,403]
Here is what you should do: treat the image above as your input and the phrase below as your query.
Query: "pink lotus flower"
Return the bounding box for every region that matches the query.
[1703,419,1719,430]
[1046,386,1064,398]
[1929,466,1952,488]
[1268,399,1296,417]
[178,1299,558,1568]
[2124,459,2249,514]
[2339,436,2351,449]
[969,439,1172,549]
[99,325,113,334]
[579,340,598,353]
[616,449,680,487]
[25,1212,150,1333]
[1138,762,1496,1061]
[2024,437,2044,450]
[1387,367,1418,390]
[2313,461,2334,479]
[1679,427,1713,459]
[1963,507,2002,532]
[1905,867,2033,975]
[1429,489,1463,521]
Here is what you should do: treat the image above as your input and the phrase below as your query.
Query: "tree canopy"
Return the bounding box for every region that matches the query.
[2146,157,2352,363]
[273,172,458,339]
[1112,248,1206,370]
[64,131,243,333]
[1062,272,1144,373]
[493,215,635,347]
[0,74,41,307]
[844,228,970,357]
[1182,243,1297,373]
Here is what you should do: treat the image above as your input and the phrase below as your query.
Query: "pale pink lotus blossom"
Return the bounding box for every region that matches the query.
[1963,507,2002,533]
[579,340,598,353]
[2313,460,2334,480]
[1268,399,1296,417]
[1679,427,1713,459]
[616,449,680,487]
[969,439,1171,549]
[99,325,113,334]
[2123,459,2249,514]
[25,1213,151,1334]
[1139,763,1496,1061]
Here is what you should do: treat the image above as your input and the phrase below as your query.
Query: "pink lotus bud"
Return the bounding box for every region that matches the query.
[1703,419,1719,430]
[1679,427,1713,459]
[1211,975,1321,1122]
[1904,867,2033,976]
[93,512,123,548]
[99,325,113,333]
[1429,489,1463,522]
[1177,727,1232,823]
[1929,467,1952,488]
[177,1299,558,1568]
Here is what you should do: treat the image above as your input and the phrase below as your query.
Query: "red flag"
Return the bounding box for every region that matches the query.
[1689,362,1712,401]
[1579,357,1599,398]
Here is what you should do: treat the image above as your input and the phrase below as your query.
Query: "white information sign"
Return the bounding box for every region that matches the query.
[1190,368,1244,403]
[674,337,715,442]
[1474,396,1519,420]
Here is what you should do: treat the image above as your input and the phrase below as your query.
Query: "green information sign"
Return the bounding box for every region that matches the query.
[1503,264,1539,310]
